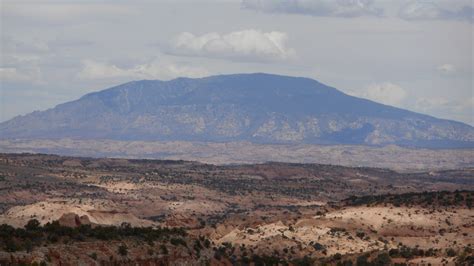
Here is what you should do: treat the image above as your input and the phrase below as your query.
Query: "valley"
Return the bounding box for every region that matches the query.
[1,139,473,171]
[0,153,472,265]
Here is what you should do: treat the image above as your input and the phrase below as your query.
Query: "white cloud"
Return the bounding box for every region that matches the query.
[168,29,296,61]
[399,1,473,22]
[437,64,456,73]
[77,60,210,81]
[360,82,407,106]
[241,0,382,17]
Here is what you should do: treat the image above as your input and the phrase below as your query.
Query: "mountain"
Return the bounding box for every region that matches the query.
[1,73,473,148]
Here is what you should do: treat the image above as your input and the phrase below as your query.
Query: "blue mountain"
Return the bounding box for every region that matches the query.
[1,73,473,148]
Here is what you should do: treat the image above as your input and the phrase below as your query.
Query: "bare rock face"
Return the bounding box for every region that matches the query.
[58,213,92,228]
[0,73,472,148]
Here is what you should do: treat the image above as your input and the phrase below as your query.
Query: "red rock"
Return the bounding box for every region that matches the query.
[58,212,92,228]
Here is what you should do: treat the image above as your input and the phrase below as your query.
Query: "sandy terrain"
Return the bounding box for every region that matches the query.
[0,153,473,265]
[211,205,473,259]
[0,199,154,227]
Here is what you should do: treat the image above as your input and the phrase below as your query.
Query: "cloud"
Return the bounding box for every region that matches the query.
[48,37,94,50]
[416,97,473,113]
[168,29,296,61]
[1,38,46,84]
[415,97,450,112]
[0,67,41,83]
[399,1,473,22]
[359,82,407,106]
[77,60,210,81]
[415,96,474,124]
[0,68,31,82]
[437,64,456,74]
[241,0,382,17]
[2,2,138,25]
[1,54,41,66]
[2,36,50,54]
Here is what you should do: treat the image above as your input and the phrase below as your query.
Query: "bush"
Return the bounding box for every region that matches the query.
[389,248,399,257]
[0,221,188,252]
[356,254,369,266]
[194,240,203,253]
[25,219,41,231]
[446,248,457,257]
[252,254,285,266]
[291,256,313,266]
[118,244,128,256]
[313,242,326,251]
[372,253,391,265]
[160,244,168,255]
[89,252,98,260]
[356,231,365,239]
[337,260,353,266]
[170,237,187,247]
[4,238,18,252]
[204,239,211,248]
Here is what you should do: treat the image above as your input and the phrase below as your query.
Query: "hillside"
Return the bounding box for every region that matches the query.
[1,73,473,148]
[0,153,473,265]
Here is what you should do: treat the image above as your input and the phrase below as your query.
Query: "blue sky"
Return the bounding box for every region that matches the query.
[1,0,473,125]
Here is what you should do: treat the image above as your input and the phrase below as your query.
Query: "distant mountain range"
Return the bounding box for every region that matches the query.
[1,73,473,148]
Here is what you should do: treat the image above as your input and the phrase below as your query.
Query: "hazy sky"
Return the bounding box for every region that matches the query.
[1,0,473,125]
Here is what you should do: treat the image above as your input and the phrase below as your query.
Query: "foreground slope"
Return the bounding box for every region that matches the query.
[0,154,473,265]
[1,73,473,147]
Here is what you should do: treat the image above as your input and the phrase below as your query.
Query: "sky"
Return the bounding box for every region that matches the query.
[0,0,473,125]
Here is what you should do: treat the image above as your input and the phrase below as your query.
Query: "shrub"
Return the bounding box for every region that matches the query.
[0,221,188,252]
[356,231,365,239]
[313,242,326,251]
[389,248,399,257]
[118,244,128,256]
[204,239,211,248]
[170,237,187,247]
[446,248,457,257]
[356,254,369,266]
[160,244,168,255]
[333,253,342,260]
[25,219,41,231]
[4,238,18,252]
[89,252,98,260]
[372,253,391,265]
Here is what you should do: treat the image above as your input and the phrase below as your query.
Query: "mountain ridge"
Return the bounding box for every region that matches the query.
[1,73,473,148]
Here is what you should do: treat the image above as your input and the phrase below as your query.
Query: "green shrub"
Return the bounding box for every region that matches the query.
[372,253,391,265]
